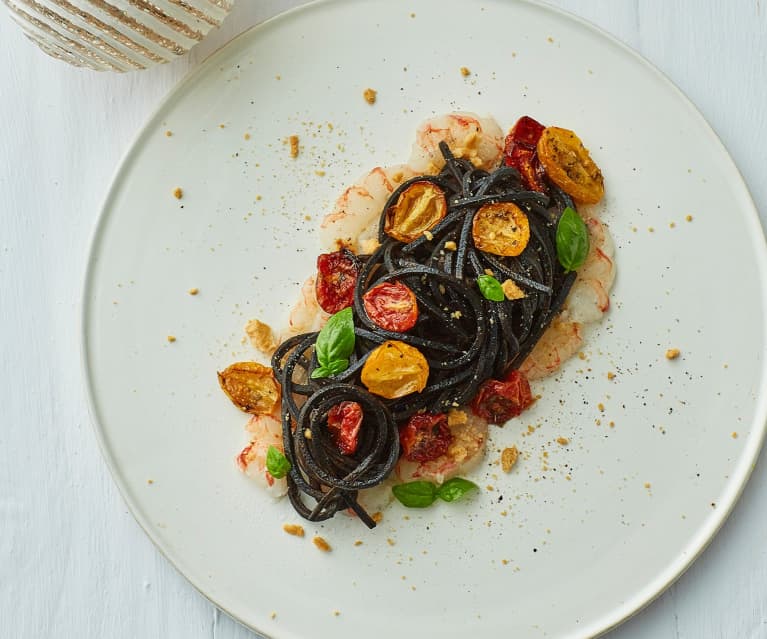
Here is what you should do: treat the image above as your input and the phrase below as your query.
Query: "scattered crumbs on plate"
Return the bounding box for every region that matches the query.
[485,485,494,492]
[244,132,251,140]
[313,536,332,552]
[333,610,341,617]
[501,446,519,472]
[460,66,471,76]
[372,511,383,524]
[607,371,615,380]
[165,130,173,137]
[363,88,377,104]
[609,421,615,428]
[665,348,681,360]
[387,538,396,546]
[315,170,326,177]
[270,611,277,620]
[547,36,554,43]
[597,403,605,412]
[289,135,300,158]
[578,351,587,360]
[444,240,457,251]
[732,431,739,439]
[283,523,305,537]
[409,12,415,18]
[219,123,225,129]
[245,319,278,355]
[147,479,154,485]
[188,287,199,295]
[167,335,176,343]
[304,214,313,221]
[686,214,693,222]
[648,226,655,232]
[173,187,183,199]
[353,540,363,546]
[275,74,281,80]
[669,221,676,228]
[556,437,569,446]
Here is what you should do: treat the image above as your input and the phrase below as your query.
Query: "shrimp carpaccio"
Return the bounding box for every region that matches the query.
[227,112,615,518]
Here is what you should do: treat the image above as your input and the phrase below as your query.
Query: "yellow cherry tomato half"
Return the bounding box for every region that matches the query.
[472,201,530,257]
[384,180,447,243]
[536,126,604,204]
[360,340,429,399]
[217,361,280,415]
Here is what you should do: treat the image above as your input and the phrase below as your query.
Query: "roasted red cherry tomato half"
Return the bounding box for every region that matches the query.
[362,280,419,332]
[470,370,533,425]
[399,412,453,462]
[327,400,363,455]
[315,249,359,314]
[504,116,547,193]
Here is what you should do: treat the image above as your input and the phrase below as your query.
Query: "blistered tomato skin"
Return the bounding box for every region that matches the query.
[504,115,547,192]
[217,362,281,415]
[363,280,419,332]
[384,180,447,243]
[472,202,531,257]
[360,340,429,399]
[315,249,359,314]
[470,370,533,425]
[327,401,363,455]
[399,413,453,462]
[536,126,604,204]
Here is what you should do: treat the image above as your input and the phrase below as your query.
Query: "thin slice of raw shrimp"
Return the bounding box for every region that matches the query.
[396,409,488,485]
[408,112,504,174]
[518,318,584,381]
[284,275,328,338]
[319,164,415,253]
[236,414,288,497]
[562,217,616,324]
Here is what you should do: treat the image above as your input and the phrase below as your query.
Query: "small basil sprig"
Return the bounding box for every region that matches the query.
[392,477,478,508]
[266,445,291,479]
[477,274,505,302]
[555,206,589,272]
[311,307,355,379]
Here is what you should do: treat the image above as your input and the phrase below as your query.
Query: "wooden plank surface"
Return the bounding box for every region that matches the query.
[1,1,765,637]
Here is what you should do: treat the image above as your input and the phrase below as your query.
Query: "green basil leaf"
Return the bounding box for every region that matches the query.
[266,445,291,479]
[314,307,355,376]
[309,359,349,379]
[477,274,505,302]
[437,477,479,503]
[392,481,438,508]
[555,206,589,272]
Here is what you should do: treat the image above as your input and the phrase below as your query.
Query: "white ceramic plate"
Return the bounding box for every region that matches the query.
[83,1,767,637]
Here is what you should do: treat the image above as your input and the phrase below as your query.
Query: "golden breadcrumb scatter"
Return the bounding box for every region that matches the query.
[147,479,154,485]
[167,335,176,343]
[597,403,605,412]
[165,130,173,137]
[188,287,199,296]
[547,36,554,43]
[423,230,434,241]
[686,214,693,222]
[289,135,300,158]
[444,240,457,251]
[219,123,225,129]
[460,66,471,76]
[333,610,341,617]
[363,88,377,104]
[315,170,326,177]
[447,408,468,426]
[387,538,396,546]
[354,540,363,546]
[501,279,525,300]
[372,511,384,524]
[270,612,277,620]
[245,319,278,355]
[283,523,305,537]
[304,428,312,439]
[556,437,569,445]
[173,187,183,199]
[244,133,251,140]
[313,536,332,552]
[607,371,616,380]
[501,446,519,472]
[665,348,681,360]
[732,431,739,439]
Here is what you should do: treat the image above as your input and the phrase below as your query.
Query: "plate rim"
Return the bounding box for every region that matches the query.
[80,1,767,637]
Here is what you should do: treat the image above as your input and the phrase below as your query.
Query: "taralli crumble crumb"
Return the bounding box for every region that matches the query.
[354,540,363,546]
[460,66,471,76]
[732,432,739,439]
[501,279,525,300]
[165,130,173,137]
[167,335,176,343]
[188,287,199,295]
[556,437,569,445]
[173,187,183,199]
[665,348,681,360]
[363,88,377,104]
[686,214,693,222]
[313,536,332,552]
[289,135,300,158]
[501,446,519,472]
[444,240,457,251]
[447,408,468,426]
[283,523,305,537]
[245,319,279,355]
[371,511,384,524]
[607,371,615,380]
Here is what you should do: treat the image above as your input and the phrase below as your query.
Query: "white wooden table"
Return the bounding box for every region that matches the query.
[2,1,765,637]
